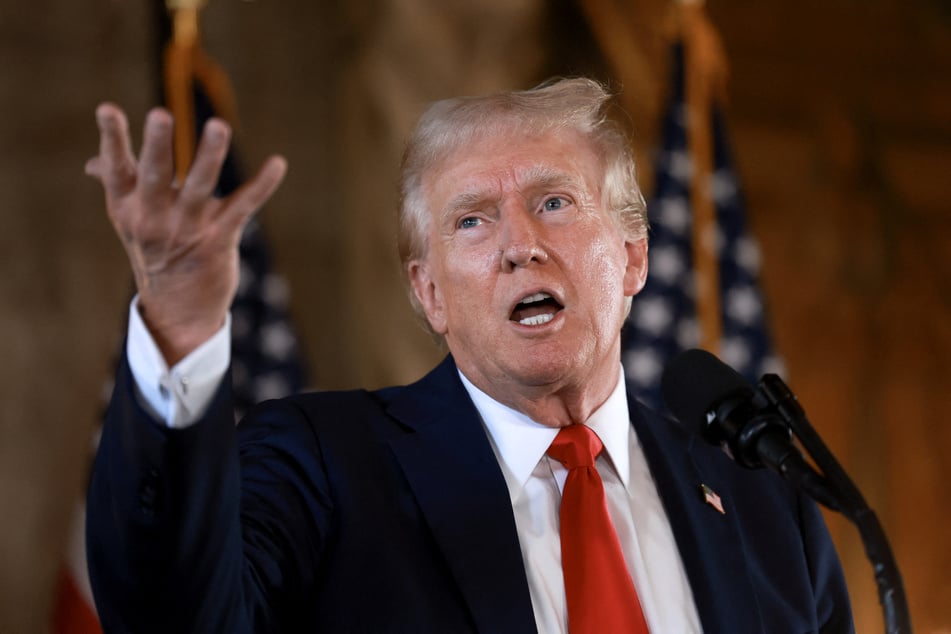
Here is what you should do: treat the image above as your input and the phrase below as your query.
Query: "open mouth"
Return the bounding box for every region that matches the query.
[510,292,564,326]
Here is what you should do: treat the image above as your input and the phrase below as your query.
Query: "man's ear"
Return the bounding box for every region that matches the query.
[407,259,448,334]
[622,236,649,297]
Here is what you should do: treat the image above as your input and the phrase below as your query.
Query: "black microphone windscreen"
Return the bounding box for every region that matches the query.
[661,349,754,434]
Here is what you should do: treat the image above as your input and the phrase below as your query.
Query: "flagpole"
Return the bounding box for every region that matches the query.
[164,0,207,181]
[678,0,728,354]
[162,0,240,184]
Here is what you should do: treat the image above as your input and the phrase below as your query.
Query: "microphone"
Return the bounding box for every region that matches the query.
[661,349,795,470]
[661,349,838,509]
[661,349,912,633]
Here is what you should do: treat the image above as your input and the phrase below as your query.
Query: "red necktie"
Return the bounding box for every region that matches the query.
[547,424,650,634]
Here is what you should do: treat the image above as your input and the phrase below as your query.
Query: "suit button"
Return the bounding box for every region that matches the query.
[139,468,161,518]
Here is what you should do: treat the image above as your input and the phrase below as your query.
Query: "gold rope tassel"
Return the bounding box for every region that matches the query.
[163,0,239,183]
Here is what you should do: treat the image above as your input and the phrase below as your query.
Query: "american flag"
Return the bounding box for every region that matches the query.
[701,483,726,515]
[52,20,307,632]
[193,75,309,419]
[230,216,308,420]
[151,0,309,418]
[622,43,784,412]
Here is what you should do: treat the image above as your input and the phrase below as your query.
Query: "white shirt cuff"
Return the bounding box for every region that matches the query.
[126,297,231,429]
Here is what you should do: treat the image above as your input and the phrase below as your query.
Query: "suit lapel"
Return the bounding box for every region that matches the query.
[382,360,764,632]
[385,357,538,634]
[628,394,764,633]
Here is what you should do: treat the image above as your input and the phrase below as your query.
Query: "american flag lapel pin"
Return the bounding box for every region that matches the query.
[700,484,725,515]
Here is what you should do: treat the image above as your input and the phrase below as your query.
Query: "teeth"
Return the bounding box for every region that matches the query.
[520,292,551,305]
[519,313,554,326]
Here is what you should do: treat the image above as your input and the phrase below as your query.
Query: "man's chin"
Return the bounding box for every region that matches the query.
[500,351,586,389]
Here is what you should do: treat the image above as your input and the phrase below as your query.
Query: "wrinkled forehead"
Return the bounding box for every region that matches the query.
[420,126,605,214]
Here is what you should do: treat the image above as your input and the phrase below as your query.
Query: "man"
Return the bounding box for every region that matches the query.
[85,78,853,632]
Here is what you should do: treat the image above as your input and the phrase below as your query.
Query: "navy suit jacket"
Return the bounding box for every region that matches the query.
[87,354,852,633]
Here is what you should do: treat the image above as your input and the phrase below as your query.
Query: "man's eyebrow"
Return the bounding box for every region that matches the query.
[439,166,585,219]
[441,190,496,219]
[520,165,585,191]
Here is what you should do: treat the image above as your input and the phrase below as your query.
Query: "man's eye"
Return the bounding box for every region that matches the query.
[458,216,482,229]
[543,197,568,211]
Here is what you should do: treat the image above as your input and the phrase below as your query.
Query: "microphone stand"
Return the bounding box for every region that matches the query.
[758,374,913,634]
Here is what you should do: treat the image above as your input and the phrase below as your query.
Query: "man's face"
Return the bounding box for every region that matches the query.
[408,129,648,399]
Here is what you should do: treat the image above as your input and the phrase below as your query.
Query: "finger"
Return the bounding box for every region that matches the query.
[220,155,288,230]
[179,118,232,212]
[85,156,102,178]
[137,108,176,200]
[95,103,137,195]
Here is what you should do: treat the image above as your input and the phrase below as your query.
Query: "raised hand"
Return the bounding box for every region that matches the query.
[86,103,287,365]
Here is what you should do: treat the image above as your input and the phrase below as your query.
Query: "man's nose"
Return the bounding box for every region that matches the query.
[499,204,549,272]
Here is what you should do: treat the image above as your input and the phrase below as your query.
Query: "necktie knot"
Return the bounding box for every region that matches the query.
[547,423,650,633]
[547,424,603,470]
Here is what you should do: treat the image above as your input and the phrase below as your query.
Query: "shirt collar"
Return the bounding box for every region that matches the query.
[458,366,632,499]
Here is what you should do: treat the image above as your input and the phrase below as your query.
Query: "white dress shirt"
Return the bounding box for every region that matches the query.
[126,300,702,632]
[126,298,231,428]
[460,371,702,634]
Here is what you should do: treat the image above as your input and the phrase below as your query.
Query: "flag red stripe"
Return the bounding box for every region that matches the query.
[51,567,101,634]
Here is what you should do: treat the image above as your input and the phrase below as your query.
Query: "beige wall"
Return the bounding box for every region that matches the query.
[713,3,951,630]
[1,1,948,631]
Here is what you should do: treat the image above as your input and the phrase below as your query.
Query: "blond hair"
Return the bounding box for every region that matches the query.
[398,77,647,323]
